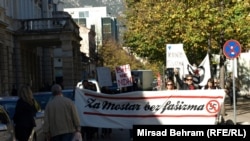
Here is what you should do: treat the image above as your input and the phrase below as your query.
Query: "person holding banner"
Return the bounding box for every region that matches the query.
[81,80,99,141]
[174,68,198,90]
[213,77,221,89]
[165,79,176,90]
[202,78,217,90]
[82,79,91,89]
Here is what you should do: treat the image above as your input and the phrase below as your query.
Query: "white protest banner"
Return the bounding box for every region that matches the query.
[96,67,112,87]
[198,54,211,86]
[115,64,133,88]
[166,44,212,86]
[187,54,211,86]
[166,44,190,78]
[75,88,226,129]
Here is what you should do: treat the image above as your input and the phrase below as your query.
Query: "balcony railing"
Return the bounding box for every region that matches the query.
[20,18,67,30]
[18,17,79,35]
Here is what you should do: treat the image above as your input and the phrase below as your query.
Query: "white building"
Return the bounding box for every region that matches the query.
[64,6,108,46]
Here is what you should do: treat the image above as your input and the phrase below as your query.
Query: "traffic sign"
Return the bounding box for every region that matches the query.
[223,39,241,59]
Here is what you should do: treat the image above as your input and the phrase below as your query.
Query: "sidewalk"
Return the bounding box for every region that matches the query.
[223,95,250,125]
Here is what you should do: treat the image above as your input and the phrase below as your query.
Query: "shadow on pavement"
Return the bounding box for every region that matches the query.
[224,95,250,124]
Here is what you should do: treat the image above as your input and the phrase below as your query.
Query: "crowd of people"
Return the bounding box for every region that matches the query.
[12,69,238,141]
[165,68,239,106]
[165,68,220,90]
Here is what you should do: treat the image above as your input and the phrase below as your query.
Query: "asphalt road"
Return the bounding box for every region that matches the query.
[223,95,250,125]
[86,129,131,141]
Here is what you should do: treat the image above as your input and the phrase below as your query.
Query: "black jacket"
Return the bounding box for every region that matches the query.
[13,98,37,128]
[175,74,198,90]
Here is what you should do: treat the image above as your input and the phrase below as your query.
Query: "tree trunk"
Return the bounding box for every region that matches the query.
[219,49,226,116]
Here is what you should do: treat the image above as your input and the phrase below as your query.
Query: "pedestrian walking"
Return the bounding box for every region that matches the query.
[11,84,18,96]
[43,84,81,141]
[13,85,41,141]
[225,73,240,106]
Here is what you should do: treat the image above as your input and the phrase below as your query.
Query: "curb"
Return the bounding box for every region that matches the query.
[237,122,250,125]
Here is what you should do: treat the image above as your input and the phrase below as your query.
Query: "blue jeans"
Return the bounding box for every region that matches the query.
[51,133,74,141]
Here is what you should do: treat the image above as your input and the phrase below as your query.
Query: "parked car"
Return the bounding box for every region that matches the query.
[0,105,15,141]
[62,89,75,101]
[0,96,45,141]
[33,89,75,110]
[33,92,52,110]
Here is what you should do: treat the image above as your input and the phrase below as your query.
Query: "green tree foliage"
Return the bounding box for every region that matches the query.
[98,39,145,72]
[124,0,250,64]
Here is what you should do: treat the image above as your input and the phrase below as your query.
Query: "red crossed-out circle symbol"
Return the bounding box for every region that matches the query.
[223,39,241,59]
[206,100,220,113]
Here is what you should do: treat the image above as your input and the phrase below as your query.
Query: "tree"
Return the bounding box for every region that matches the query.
[98,39,145,72]
[123,0,250,64]
[124,0,250,115]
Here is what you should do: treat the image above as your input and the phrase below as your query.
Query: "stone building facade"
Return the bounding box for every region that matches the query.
[0,0,86,95]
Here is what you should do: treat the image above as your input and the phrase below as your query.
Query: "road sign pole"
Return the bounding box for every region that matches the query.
[232,58,237,124]
[223,39,241,125]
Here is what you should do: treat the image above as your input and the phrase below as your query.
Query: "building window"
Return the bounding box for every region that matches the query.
[73,18,86,27]
[102,18,112,34]
[103,24,111,33]
[79,11,89,18]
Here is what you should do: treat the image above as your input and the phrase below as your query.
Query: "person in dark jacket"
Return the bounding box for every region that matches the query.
[202,78,217,90]
[174,68,198,90]
[13,85,40,141]
[81,80,99,141]
[100,87,112,138]
[225,74,240,106]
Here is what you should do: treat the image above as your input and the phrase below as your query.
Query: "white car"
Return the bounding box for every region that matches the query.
[76,79,101,93]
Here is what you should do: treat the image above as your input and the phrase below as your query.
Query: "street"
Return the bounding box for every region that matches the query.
[224,95,250,125]
[89,129,131,141]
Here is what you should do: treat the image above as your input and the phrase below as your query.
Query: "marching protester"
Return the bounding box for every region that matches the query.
[225,73,240,106]
[202,78,217,89]
[82,79,90,89]
[100,86,112,139]
[43,84,81,141]
[213,77,221,89]
[174,68,198,90]
[165,79,176,90]
[13,85,41,141]
[81,80,99,141]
